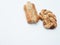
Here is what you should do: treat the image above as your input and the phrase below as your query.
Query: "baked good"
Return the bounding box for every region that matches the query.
[39,9,57,29]
[24,2,39,24]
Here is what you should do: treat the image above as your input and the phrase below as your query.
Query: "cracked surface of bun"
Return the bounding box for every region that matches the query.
[24,2,39,24]
[39,9,57,29]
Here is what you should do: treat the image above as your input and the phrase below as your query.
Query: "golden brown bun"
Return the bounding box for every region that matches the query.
[24,2,39,24]
[39,9,57,29]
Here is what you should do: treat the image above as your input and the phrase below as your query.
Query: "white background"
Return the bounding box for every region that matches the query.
[0,0,60,45]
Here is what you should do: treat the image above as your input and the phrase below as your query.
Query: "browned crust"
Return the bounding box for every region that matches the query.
[39,9,57,29]
[24,2,39,24]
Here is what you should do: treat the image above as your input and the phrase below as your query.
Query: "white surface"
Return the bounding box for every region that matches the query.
[0,0,60,45]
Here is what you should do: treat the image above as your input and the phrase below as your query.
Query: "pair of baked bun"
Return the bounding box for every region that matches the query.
[24,1,57,29]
